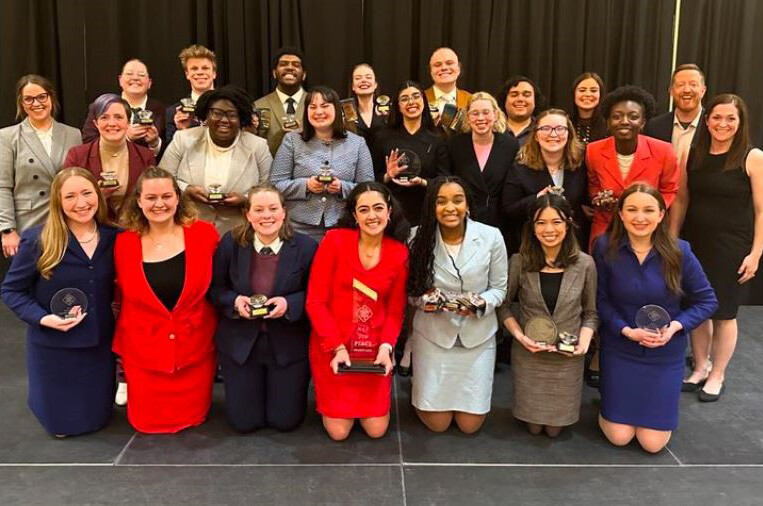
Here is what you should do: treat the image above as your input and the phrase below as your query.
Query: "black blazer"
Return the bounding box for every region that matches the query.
[503,161,590,253]
[209,231,318,367]
[444,132,519,228]
[645,109,708,147]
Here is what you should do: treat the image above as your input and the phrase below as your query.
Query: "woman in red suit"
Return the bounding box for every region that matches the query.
[113,166,219,433]
[587,85,679,250]
[306,181,409,441]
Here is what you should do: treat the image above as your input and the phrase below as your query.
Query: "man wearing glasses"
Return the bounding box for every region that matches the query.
[81,59,164,156]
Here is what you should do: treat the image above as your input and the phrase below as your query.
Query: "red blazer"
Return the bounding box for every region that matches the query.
[586,134,678,248]
[113,220,219,373]
[63,138,156,200]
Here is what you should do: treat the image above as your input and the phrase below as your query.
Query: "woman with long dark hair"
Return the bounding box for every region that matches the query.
[499,194,598,438]
[570,72,607,146]
[593,183,716,453]
[407,176,507,434]
[347,63,386,148]
[306,181,409,440]
[677,94,763,401]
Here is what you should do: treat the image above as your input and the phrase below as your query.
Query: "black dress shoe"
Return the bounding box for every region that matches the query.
[585,368,600,388]
[682,377,707,392]
[698,383,725,402]
[396,364,411,377]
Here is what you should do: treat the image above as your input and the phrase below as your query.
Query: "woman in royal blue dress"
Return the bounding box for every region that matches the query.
[593,183,717,453]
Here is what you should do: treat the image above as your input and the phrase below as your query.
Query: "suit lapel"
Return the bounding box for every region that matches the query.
[20,119,55,176]
[226,137,250,190]
[599,137,626,190]
[87,139,104,178]
[624,135,653,185]
[456,219,480,270]
[188,130,207,186]
[49,120,67,173]
[272,238,296,295]
[551,266,580,319]
[268,93,287,129]
[433,229,460,280]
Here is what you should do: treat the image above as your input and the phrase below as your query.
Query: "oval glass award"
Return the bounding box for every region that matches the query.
[50,288,88,319]
[525,316,558,345]
[635,304,671,331]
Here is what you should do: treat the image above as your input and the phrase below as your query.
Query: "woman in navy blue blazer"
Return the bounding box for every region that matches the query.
[209,182,318,432]
[593,183,717,453]
[1,167,118,437]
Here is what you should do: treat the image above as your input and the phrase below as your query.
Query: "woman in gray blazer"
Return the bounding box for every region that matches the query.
[407,176,508,434]
[0,74,81,257]
[160,86,272,236]
[269,86,373,243]
[498,194,598,438]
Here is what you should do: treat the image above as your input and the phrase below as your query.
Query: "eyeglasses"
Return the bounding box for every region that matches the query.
[536,125,569,136]
[21,93,50,106]
[122,72,148,79]
[468,109,494,118]
[398,93,423,104]
[208,108,240,121]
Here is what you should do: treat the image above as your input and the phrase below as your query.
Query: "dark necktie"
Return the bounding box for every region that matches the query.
[285,98,296,115]
[260,246,274,256]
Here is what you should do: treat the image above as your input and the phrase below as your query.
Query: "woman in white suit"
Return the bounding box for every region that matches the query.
[407,175,508,434]
[160,85,272,236]
[0,74,81,257]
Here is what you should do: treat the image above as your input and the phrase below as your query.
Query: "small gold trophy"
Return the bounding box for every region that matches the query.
[317,164,334,183]
[100,170,119,188]
[207,184,225,203]
[180,97,196,113]
[136,109,154,125]
[375,95,391,114]
[248,294,271,318]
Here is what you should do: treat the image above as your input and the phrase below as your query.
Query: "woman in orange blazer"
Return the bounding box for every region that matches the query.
[586,86,679,250]
[113,167,219,433]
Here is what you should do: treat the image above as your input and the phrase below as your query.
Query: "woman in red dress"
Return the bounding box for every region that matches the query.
[113,167,219,433]
[306,181,409,440]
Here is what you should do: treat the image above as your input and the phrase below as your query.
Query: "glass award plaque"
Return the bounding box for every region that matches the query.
[339,279,386,375]
[258,107,271,130]
[525,316,558,345]
[248,294,271,318]
[136,109,154,125]
[207,184,225,203]
[636,304,671,331]
[50,288,88,319]
[421,288,445,312]
[375,95,390,114]
[317,164,334,183]
[557,331,579,353]
[449,108,466,131]
[456,292,486,314]
[100,170,119,188]
[340,98,359,123]
[395,149,422,182]
[592,189,617,211]
[180,97,196,113]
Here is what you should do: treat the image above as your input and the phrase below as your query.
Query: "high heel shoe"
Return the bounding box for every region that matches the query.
[698,383,725,402]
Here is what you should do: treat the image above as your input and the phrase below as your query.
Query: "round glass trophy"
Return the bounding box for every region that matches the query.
[50,288,88,319]
[248,294,270,318]
[136,109,154,125]
[557,332,579,353]
[395,149,422,182]
[375,95,390,114]
[636,304,671,331]
[525,316,558,345]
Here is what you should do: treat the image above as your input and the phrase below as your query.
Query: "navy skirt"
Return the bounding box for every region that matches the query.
[599,343,684,431]
[27,337,115,436]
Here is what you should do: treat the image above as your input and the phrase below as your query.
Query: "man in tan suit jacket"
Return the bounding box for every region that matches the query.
[254,47,308,156]
[425,47,472,113]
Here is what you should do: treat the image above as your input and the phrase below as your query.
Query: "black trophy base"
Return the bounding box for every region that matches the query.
[138,119,154,126]
[249,305,274,318]
[101,180,119,188]
[337,360,386,375]
[283,120,299,130]
[181,107,196,114]
[397,175,410,183]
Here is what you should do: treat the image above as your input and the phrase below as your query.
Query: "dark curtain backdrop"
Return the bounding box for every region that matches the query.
[1,0,761,302]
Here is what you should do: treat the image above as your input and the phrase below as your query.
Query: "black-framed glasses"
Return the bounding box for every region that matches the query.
[22,93,50,106]
[536,125,569,136]
[208,108,240,121]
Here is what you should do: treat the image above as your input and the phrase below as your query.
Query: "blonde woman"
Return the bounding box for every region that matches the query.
[444,91,519,229]
[1,167,118,436]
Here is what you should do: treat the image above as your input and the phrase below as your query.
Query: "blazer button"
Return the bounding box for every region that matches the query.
[169,333,175,340]
[28,158,34,163]
[39,191,45,196]
[33,175,39,180]
[321,196,327,202]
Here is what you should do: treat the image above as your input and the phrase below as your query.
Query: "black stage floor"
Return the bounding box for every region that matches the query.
[1,303,762,505]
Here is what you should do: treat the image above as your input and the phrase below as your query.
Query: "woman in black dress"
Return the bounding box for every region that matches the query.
[679,94,763,402]
[570,72,607,146]
[348,63,387,150]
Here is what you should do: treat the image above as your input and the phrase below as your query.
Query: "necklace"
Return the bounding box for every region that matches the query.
[146,227,179,249]
[76,224,98,244]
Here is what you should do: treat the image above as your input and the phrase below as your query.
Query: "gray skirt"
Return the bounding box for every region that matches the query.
[410,332,496,414]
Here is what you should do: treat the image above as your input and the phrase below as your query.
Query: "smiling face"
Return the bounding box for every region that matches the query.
[670,69,706,114]
[273,54,306,88]
[398,86,424,121]
[137,177,179,227]
[574,77,600,113]
[353,190,390,238]
[619,191,664,240]
[206,98,241,146]
[119,60,151,97]
[95,102,130,143]
[533,206,567,250]
[352,65,377,97]
[535,113,570,156]
[506,81,536,122]
[20,83,53,124]
[246,190,286,242]
[467,99,496,135]
[435,182,468,230]
[608,100,644,143]
[706,102,740,146]
[429,48,460,88]
[60,175,99,226]
[307,93,336,131]
[184,57,216,93]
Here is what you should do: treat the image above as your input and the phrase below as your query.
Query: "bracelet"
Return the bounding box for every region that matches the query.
[335,345,347,353]
[379,343,394,352]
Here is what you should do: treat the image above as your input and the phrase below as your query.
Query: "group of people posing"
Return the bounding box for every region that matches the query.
[0,44,760,455]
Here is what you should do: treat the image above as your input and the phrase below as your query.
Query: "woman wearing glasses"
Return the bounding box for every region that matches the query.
[503,109,590,252]
[160,86,273,235]
[0,74,81,258]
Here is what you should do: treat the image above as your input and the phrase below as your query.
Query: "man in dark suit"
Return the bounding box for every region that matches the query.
[164,44,217,147]
[81,59,164,156]
[254,47,307,156]
[645,63,707,164]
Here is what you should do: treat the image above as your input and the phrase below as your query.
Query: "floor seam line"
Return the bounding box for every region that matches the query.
[113,432,137,466]
[666,446,684,466]
[393,377,408,506]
